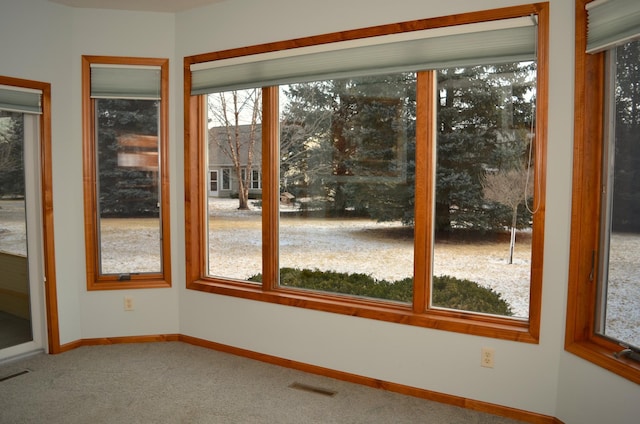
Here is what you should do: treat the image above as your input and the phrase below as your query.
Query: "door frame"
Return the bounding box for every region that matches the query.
[0,76,59,355]
[209,169,219,197]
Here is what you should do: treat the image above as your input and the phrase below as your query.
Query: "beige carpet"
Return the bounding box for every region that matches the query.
[0,341,524,423]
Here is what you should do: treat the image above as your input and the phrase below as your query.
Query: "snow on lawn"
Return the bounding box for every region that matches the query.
[208,199,533,317]
[606,233,640,347]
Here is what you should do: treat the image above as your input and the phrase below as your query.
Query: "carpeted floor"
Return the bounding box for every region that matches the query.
[0,311,32,350]
[0,342,525,423]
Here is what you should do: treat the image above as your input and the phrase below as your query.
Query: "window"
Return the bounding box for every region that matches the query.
[205,88,263,280]
[222,169,231,190]
[251,170,261,190]
[185,3,548,341]
[567,0,640,383]
[277,74,417,303]
[598,41,640,350]
[210,170,218,193]
[82,56,171,290]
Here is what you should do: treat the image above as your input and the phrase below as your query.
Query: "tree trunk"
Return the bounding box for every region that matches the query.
[236,168,249,210]
[509,205,518,264]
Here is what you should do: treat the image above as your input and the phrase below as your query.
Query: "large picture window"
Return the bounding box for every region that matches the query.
[567,0,640,384]
[276,74,417,304]
[82,56,171,290]
[185,4,548,341]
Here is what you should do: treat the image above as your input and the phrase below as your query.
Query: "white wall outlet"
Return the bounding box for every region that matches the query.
[123,296,134,311]
[481,347,494,368]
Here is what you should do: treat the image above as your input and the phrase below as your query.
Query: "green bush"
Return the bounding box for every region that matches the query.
[248,267,512,316]
[431,275,512,316]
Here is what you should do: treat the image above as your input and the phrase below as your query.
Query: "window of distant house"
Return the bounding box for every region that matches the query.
[82,56,171,290]
[567,0,640,384]
[209,171,218,192]
[222,169,231,190]
[185,3,548,341]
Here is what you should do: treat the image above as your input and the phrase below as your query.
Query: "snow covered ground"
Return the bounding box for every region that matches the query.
[1,198,637,345]
[207,199,533,318]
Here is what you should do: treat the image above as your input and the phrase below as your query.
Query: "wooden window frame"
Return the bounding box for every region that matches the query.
[565,0,640,384]
[82,56,171,290]
[184,3,548,343]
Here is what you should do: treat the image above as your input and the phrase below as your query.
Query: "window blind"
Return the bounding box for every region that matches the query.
[586,0,640,53]
[0,85,42,114]
[90,64,161,100]
[191,16,537,95]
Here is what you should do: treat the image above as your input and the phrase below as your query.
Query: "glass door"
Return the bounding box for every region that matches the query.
[0,108,46,358]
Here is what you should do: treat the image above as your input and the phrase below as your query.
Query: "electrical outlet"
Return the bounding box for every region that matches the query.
[481,347,494,368]
[124,296,134,311]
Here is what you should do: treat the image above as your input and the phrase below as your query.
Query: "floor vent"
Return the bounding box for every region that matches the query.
[0,369,30,382]
[289,382,337,397]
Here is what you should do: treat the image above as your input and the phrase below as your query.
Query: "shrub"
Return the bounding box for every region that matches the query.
[248,268,512,316]
[431,275,512,316]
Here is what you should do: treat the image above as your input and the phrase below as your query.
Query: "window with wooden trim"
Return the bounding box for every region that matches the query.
[82,56,171,290]
[567,0,640,383]
[185,3,548,342]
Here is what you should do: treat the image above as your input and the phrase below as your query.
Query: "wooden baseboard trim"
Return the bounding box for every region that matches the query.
[80,334,181,345]
[58,334,180,353]
[178,335,561,424]
[57,334,562,424]
[58,339,83,353]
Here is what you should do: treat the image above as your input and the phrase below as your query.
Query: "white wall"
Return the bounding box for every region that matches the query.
[175,0,640,422]
[1,0,639,422]
[176,0,567,417]
[0,0,180,344]
[0,0,83,345]
[68,5,181,340]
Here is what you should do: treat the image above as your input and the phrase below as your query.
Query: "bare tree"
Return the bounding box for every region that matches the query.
[0,140,15,172]
[0,119,17,172]
[482,165,533,264]
[208,89,261,210]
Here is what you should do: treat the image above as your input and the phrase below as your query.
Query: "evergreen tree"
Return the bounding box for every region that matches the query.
[0,112,25,197]
[96,99,159,217]
[280,74,416,218]
[612,40,640,232]
[332,73,416,222]
[280,81,334,200]
[435,63,535,233]
[279,63,535,232]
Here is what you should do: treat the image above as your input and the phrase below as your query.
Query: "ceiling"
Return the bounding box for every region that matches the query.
[47,0,228,13]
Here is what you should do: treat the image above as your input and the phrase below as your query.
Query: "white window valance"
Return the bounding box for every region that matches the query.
[191,16,538,95]
[586,0,640,53]
[90,64,161,100]
[0,85,42,114]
